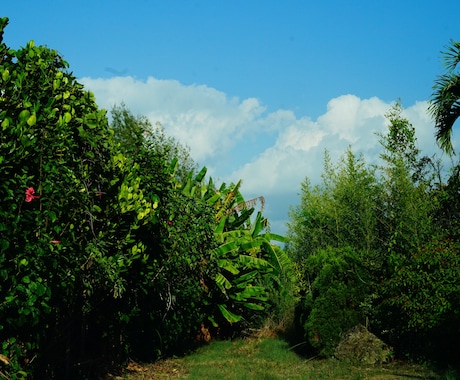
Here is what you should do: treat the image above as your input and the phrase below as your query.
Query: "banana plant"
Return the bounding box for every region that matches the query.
[173,163,292,326]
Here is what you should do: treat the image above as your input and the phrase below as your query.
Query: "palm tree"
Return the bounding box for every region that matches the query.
[429,40,460,155]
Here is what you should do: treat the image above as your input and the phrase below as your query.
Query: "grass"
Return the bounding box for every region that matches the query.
[108,336,448,380]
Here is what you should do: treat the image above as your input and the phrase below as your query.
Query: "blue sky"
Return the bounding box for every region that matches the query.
[3,1,460,234]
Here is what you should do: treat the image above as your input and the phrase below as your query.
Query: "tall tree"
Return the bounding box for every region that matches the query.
[429,40,460,155]
[110,103,198,182]
[377,102,437,263]
[287,148,381,262]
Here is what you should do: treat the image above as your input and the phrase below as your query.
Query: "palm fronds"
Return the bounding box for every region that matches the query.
[429,40,460,155]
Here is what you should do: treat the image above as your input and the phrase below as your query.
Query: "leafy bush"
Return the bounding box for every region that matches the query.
[0,17,144,377]
[378,238,460,362]
[0,18,217,377]
[296,246,369,357]
[0,17,295,378]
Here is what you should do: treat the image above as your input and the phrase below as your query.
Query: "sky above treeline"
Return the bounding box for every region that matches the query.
[3,1,460,234]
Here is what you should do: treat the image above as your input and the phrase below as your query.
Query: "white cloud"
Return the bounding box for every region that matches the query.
[80,76,266,165]
[228,95,393,195]
[81,76,445,235]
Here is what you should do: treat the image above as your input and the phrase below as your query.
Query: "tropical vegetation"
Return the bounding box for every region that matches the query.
[1,16,460,379]
[288,99,460,365]
[0,18,294,379]
[430,40,460,155]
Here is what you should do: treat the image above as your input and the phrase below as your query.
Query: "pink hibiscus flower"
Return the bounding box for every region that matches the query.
[25,187,40,202]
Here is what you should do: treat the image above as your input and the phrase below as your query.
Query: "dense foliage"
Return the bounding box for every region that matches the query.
[288,101,460,364]
[0,18,293,379]
[2,14,459,378]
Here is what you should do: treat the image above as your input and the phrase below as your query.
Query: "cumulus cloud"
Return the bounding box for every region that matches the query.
[80,76,266,167]
[81,76,444,234]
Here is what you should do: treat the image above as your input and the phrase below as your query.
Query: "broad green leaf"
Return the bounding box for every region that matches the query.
[241,302,265,311]
[228,207,254,229]
[26,113,36,126]
[182,173,192,195]
[215,272,232,290]
[194,166,207,183]
[214,240,237,257]
[217,259,240,275]
[233,270,258,285]
[168,157,178,175]
[206,192,221,206]
[266,233,288,244]
[240,239,263,251]
[64,112,72,123]
[214,215,227,238]
[19,109,30,122]
[262,241,293,274]
[250,211,265,238]
[217,304,242,323]
[238,255,270,269]
[230,285,268,301]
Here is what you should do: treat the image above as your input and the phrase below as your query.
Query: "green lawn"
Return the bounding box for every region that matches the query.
[110,337,449,380]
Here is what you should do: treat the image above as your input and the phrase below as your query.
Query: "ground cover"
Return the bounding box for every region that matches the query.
[106,337,447,380]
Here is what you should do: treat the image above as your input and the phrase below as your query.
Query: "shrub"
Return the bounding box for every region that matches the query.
[378,238,460,362]
[296,246,370,357]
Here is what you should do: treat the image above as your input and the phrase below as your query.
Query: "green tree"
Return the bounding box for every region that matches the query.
[0,17,160,377]
[374,103,450,360]
[287,148,381,356]
[287,148,381,263]
[379,100,433,183]
[288,104,442,359]
[108,106,219,361]
[110,103,197,182]
[376,103,437,271]
[429,40,460,155]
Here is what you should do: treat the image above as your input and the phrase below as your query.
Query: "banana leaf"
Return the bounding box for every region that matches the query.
[266,232,288,244]
[181,173,193,195]
[232,270,258,286]
[215,272,232,291]
[214,240,237,257]
[168,157,178,176]
[214,215,227,239]
[250,211,265,238]
[221,230,246,239]
[240,239,263,251]
[229,286,268,301]
[217,259,240,275]
[217,304,242,323]
[228,207,254,229]
[240,302,265,311]
[194,166,207,182]
[206,192,221,206]
[262,241,294,275]
[238,255,271,269]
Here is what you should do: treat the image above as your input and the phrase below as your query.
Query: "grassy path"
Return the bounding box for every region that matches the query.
[106,337,445,380]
